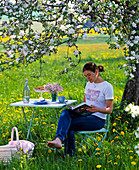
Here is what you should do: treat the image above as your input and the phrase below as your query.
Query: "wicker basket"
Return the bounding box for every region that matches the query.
[0,127,34,164]
[0,145,18,163]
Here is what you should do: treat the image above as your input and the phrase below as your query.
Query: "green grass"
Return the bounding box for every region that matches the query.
[0,37,138,169]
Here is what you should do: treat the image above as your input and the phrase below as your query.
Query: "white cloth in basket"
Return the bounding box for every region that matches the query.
[8,127,34,154]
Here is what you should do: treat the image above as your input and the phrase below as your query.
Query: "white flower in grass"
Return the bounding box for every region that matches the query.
[125,103,139,117]
[135,127,139,138]
[134,143,139,156]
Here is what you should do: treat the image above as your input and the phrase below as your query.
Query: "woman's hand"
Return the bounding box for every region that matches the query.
[86,105,99,113]
[86,99,113,114]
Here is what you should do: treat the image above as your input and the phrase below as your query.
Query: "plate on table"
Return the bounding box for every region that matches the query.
[34,100,48,105]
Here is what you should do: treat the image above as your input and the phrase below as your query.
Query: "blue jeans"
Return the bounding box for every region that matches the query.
[55,109,105,155]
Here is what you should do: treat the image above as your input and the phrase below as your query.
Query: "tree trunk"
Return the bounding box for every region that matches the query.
[121,63,139,105]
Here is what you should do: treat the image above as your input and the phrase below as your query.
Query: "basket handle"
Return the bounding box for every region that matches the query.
[11,127,19,145]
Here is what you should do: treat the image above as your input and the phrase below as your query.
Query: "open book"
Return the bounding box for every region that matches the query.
[65,102,92,117]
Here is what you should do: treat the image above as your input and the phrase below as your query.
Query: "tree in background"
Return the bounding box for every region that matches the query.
[0,0,138,104]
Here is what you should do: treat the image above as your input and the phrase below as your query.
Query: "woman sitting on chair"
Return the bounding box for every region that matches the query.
[47,62,113,155]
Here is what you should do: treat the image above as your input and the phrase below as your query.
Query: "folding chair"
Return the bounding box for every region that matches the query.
[76,114,110,153]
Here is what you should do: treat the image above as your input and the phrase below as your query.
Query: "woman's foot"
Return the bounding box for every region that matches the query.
[47,138,62,149]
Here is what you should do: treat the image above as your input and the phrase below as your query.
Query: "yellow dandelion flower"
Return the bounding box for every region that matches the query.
[78,148,82,152]
[111,140,114,143]
[129,150,133,153]
[43,140,46,142]
[130,156,133,159]
[50,124,55,127]
[114,162,118,165]
[106,153,111,156]
[43,122,46,125]
[17,152,20,154]
[115,136,119,139]
[21,161,23,163]
[108,160,112,163]
[96,165,102,168]
[3,135,6,137]
[113,123,116,126]
[121,131,124,135]
[23,155,26,158]
[95,148,101,151]
[35,118,39,120]
[6,132,9,135]
[78,159,83,162]
[96,152,100,155]
[48,150,52,153]
[31,129,34,132]
[113,129,116,132]
[131,162,136,165]
[117,155,120,159]
[97,137,101,141]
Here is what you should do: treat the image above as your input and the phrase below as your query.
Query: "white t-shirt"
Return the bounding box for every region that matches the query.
[85,81,113,120]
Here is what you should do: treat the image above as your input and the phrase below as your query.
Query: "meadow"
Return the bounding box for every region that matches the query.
[0,36,138,169]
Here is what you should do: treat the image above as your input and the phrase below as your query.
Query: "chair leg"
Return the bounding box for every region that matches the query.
[76,132,108,153]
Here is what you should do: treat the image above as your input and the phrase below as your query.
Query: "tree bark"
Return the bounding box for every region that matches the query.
[121,63,139,105]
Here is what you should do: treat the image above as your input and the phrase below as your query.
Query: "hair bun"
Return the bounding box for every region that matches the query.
[98,65,105,72]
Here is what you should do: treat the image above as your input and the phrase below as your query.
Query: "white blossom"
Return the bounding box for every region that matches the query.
[113,37,118,42]
[73,50,79,56]
[34,34,40,39]
[116,44,121,49]
[68,28,75,34]
[125,103,139,118]
[131,30,136,34]
[111,25,115,30]
[19,30,25,36]
[49,46,54,51]
[60,25,66,31]
[132,22,137,28]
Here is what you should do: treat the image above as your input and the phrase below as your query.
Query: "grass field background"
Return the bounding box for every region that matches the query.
[0,36,138,169]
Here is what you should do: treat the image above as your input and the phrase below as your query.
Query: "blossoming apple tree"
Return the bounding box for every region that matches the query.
[0,0,138,105]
